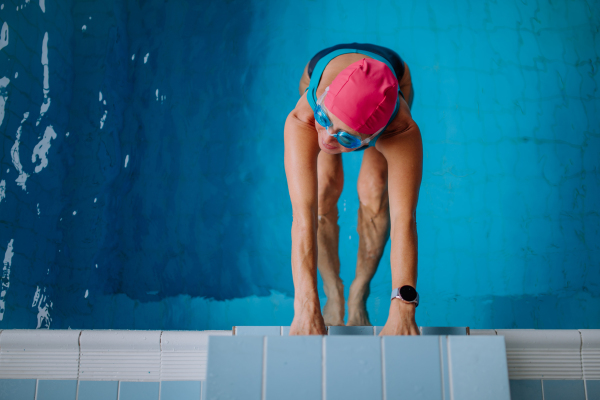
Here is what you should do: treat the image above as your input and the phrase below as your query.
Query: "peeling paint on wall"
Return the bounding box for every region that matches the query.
[36,32,50,126]
[10,112,30,191]
[0,239,14,321]
[0,22,8,51]
[0,77,10,127]
[32,286,52,329]
[32,125,57,173]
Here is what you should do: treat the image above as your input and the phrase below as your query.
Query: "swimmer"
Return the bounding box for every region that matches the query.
[284,43,422,335]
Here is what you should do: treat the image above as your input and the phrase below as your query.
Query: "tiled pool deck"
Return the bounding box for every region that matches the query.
[0,328,597,400]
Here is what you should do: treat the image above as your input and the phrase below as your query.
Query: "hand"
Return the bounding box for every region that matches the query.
[378,299,419,336]
[289,299,327,335]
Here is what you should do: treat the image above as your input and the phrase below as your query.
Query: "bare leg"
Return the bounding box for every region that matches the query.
[347,148,390,326]
[317,151,345,326]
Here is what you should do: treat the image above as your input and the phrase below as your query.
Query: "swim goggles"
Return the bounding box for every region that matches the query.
[314,87,373,149]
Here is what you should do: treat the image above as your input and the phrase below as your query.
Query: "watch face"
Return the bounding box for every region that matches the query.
[400,285,417,302]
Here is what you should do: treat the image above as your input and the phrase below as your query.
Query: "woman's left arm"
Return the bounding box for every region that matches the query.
[376,114,423,335]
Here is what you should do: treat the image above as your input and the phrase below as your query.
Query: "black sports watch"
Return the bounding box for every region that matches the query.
[391,285,419,307]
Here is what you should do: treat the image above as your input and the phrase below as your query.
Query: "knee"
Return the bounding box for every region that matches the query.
[318,175,343,216]
[357,173,387,215]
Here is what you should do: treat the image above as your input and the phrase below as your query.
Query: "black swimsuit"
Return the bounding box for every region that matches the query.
[308,43,406,85]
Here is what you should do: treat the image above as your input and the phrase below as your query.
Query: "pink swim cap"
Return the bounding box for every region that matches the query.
[324,58,398,135]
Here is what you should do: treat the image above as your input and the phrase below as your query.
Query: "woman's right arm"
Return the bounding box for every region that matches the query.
[284,94,326,335]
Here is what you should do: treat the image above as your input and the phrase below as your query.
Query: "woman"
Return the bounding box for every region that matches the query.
[284,43,422,335]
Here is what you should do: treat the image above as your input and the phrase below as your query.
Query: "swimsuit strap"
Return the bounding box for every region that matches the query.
[305,48,400,148]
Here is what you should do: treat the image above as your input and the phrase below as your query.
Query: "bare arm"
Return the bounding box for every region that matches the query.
[284,93,326,335]
[399,62,414,109]
[376,104,423,335]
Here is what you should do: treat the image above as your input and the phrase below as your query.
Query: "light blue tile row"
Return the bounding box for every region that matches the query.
[3,377,594,400]
[509,380,543,400]
[449,336,510,400]
[206,336,263,400]
[119,382,160,400]
[235,326,470,336]
[37,380,78,400]
[543,380,586,400]
[205,335,511,400]
[0,379,204,400]
[265,336,322,400]
[0,379,36,400]
[160,381,201,400]
[78,381,118,400]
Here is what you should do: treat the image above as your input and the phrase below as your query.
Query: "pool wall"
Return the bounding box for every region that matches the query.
[0,0,599,330]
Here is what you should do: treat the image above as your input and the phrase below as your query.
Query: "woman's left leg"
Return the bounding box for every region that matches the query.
[347,147,391,326]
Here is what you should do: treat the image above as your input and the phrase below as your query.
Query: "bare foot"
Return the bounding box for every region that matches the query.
[378,300,419,336]
[347,303,371,326]
[322,293,345,326]
[290,298,327,335]
[347,282,371,326]
[290,310,327,335]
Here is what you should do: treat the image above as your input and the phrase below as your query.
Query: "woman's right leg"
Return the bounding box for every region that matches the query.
[317,150,345,326]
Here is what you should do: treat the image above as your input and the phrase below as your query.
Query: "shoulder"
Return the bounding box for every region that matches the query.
[376,98,418,144]
[374,98,422,161]
[287,91,315,128]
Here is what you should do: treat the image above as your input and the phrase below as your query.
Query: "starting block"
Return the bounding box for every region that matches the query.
[206,326,509,400]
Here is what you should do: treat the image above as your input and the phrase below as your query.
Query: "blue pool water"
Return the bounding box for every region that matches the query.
[0,0,598,330]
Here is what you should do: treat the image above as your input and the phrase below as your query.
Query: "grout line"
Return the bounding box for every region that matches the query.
[159,330,164,382]
[117,381,121,400]
[34,379,39,400]
[158,380,162,400]
[439,336,445,400]
[381,337,386,400]
[77,330,83,381]
[280,326,283,336]
[580,330,588,400]
[579,330,585,379]
[447,337,454,400]
[261,336,267,400]
[322,336,326,400]
[75,380,80,400]
[541,380,545,400]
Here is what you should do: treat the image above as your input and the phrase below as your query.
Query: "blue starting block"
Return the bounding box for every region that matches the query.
[205,333,510,400]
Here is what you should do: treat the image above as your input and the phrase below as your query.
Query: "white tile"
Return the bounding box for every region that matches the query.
[0,330,81,379]
[79,330,161,381]
[579,330,600,379]
[160,330,231,380]
[496,330,582,379]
